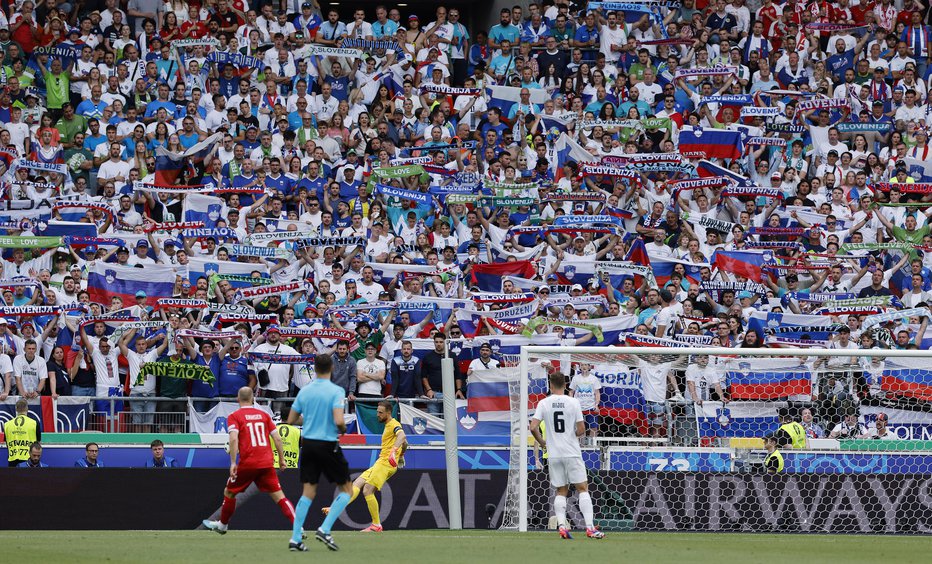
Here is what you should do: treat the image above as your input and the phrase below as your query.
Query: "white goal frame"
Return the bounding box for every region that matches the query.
[515,345,932,532]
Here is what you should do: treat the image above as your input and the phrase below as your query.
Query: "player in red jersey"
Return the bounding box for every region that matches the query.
[202,387,297,534]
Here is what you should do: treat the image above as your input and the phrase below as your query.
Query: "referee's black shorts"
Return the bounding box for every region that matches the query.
[300,439,350,485]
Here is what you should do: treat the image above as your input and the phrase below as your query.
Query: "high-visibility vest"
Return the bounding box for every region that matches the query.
[4,415,38,463]
[272,424,301,469]
[780,422,807,449]
[765,449,784,473]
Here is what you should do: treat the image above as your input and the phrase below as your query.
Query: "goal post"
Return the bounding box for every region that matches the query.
[505,345,932,533]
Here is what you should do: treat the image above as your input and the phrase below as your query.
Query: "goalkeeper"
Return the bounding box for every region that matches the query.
[323,400,407,532]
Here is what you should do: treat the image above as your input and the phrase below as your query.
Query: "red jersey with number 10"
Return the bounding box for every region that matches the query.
[227,407,276,470]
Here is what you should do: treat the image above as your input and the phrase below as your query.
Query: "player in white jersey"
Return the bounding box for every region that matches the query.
[530,371,605,540]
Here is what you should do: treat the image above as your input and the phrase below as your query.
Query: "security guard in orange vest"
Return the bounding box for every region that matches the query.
[4,399,40,467]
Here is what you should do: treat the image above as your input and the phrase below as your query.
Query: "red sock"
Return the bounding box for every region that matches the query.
[278,497,296,524]
[220,496,237,525]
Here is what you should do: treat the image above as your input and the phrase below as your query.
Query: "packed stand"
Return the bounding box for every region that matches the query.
[0,0,930,437]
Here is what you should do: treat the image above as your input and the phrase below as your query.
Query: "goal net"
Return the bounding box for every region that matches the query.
[501,346,932,534]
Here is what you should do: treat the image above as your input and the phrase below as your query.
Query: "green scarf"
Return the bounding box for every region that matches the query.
[521,317,604,342]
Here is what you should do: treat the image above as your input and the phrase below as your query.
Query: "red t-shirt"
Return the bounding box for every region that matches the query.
[227,406,276,470]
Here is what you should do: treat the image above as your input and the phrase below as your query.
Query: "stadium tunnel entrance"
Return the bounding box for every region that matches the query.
[319,1,496,38]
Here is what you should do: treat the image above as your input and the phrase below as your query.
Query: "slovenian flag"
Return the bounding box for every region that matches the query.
[486,85,552,122]
[679,128,744,160]
[155,133,222,185]
[881,357,932,401]
[695,401,783,438]
[470,260,537,291]
[539,113,570,135]
[88,262,176,306]
[724,358,812,399]
[566,314,639,346]
[467,368,512,412]
[712,250,773,283]
[695,159,753,186]
[551,132,597,180]
[38,220,97,239]
[183,193,228,229]
[651,257,708,285]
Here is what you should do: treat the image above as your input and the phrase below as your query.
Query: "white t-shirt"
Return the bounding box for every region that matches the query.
[126,349,159,394]
[638,359,672,403]
[251,342,298,392]
[533,394,583,459]
[569,373,601,412]
[12,354,48,393]
[356,357,386,396]
[91,347,122,392]
[685,363,720,401]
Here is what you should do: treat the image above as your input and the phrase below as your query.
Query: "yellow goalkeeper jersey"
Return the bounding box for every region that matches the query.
[378,417,403,463]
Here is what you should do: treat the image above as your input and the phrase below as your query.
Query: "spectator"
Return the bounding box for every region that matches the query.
[75,442,103,468]
[389,340,422,399]
[145,439,178,468]
[355,342,386,403]
[859,412,898,440]
[801,408,825,439]
[24,442,48,468]
[830,411,866,439]
[13,339,47,399]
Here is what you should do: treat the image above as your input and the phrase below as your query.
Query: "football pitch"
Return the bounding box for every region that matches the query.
[2,530,930,563]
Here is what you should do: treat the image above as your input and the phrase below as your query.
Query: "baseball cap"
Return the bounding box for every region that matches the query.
[135,290,147,298]
[117,246,129,253]
[408,14,419,21]
[571,283,583,291]
[479,342,492,350]
[136,239,149,248]
[267,325,282,335]
[737,291,753,299]
[301,1,312,7]
[0,318,7,325]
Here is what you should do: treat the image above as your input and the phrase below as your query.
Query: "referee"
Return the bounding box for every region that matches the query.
[287,353,353,552]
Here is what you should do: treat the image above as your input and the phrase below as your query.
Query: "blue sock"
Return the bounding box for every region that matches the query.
[292,496,312,543]
[320,492,351,534]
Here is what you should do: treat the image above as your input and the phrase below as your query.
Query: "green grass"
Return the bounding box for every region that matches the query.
[2,530,929,563]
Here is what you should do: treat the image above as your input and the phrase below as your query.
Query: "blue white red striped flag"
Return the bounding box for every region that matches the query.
[87,262,176,306]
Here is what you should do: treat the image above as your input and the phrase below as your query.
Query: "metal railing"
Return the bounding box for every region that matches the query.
[68,395,446,433]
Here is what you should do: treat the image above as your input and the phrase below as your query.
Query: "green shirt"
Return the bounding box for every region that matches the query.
[45,71,70,109]
[351,329,384,361]
[627,63,656,83]
[891,224,931,245]
[56,115,88,146]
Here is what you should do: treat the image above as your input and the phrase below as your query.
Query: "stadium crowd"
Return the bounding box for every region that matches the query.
[0,0,931,435]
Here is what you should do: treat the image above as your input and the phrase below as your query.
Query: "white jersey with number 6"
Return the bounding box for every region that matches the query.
[533,395,583,459]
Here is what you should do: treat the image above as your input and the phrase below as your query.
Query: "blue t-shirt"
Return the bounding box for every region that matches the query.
[292,378,345,441]
[191,353,221,398]
[219,355,253,396]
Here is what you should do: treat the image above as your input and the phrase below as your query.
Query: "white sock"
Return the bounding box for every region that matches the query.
[578,492,594,529]
[554,495,567,528]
